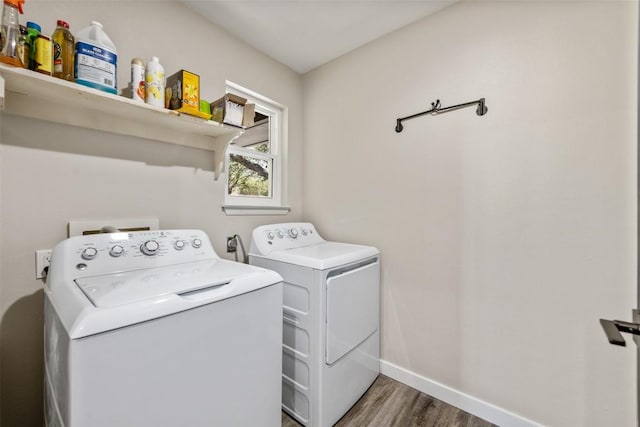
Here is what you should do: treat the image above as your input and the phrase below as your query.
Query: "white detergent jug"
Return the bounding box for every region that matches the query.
[74,21,117,94]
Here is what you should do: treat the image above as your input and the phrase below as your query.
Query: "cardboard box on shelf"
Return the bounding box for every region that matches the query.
[243,103,255,127]
[211,93,255,127]
[166,70,204,117]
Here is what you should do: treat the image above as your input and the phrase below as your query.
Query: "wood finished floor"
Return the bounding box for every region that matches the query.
[281,375,496,427]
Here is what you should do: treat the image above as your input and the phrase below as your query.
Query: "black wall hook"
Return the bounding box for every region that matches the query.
[395,97,488,133]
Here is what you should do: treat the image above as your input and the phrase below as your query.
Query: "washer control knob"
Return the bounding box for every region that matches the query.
[288,228,299,239]
[276,230,284,239]
[81,247,98,260]
[192,238,202,249]
[174,240,186,250]
[140,240,160,256]
[109,245,124,257]
[267,232,275,240]
[301,228,308,236]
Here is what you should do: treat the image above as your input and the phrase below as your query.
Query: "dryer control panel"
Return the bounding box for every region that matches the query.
[250,222,324,255]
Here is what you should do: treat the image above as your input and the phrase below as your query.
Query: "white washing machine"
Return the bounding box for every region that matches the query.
[249,223,380,427]
[44,229,283,427]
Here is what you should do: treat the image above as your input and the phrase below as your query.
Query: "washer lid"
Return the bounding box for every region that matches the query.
[262,241,379,270]
[49,258,282,339]
[75,259,255,308]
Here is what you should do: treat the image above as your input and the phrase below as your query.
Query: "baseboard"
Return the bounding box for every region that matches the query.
[380,360,543,427]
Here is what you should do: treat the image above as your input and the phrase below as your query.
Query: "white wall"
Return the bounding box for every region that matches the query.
[0,2,302,425]
[302,1,637,426]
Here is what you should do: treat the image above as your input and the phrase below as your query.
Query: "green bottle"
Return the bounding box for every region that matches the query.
[25,21,39,70]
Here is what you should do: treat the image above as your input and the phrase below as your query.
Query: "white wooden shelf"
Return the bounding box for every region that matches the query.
[0,63,241,177]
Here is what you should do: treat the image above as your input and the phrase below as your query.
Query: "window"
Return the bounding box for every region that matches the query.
[223,82,289,215]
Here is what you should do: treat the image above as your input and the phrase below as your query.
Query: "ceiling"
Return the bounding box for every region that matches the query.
[182,1,457,74]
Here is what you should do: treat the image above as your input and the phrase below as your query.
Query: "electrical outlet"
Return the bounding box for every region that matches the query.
[35,249,52,279]
[226,236,237,253]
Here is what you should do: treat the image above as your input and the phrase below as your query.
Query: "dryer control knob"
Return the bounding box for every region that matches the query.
[276,230,284,239]
[288,228,299,238]
[174,240,186,250]
[81,247,98,260]
[301,228,308,236]
[140,240,160,256]
[109,245,124,257]
[192,238,202,248]
[267,232,275,240]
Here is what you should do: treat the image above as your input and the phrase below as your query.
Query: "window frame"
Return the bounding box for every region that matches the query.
[222,81,290,215]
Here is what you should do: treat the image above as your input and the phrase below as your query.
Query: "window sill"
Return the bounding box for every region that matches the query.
[221,205,291,216]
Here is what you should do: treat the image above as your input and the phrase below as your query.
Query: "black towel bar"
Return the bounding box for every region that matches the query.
[395,98,487,133]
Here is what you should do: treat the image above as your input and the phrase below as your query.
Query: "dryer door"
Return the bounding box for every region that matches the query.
[325,257,380,365]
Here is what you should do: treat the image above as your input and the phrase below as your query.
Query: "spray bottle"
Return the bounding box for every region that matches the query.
[0,0,25,67]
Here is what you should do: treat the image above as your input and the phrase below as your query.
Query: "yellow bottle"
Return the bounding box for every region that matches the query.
[34,32,51,75]
[52,20,74,81]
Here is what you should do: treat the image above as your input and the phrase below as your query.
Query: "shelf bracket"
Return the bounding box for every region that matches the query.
[212,130,243,180]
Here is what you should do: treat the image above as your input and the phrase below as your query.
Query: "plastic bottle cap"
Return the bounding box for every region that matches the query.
[5,0,24,14]
[26,21,41,32]
[150,56,159,63]
[57,20,69,29]
[91,21,103,28]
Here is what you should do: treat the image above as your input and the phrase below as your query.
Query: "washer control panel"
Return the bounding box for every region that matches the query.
[52,230,217,279]
[250,223,324,255]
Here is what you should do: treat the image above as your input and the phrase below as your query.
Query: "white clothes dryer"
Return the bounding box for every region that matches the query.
[44,229,283,427]
[249,223,380,427]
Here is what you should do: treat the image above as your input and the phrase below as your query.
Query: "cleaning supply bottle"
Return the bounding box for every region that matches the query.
[25,21,39,70]
[0,0,25,67]
[74,21,117,94]
[16,24,27,67]
[34,31,51,75]
[52,20,74,81]
[145,56,164,108]
[130,57,145,102]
